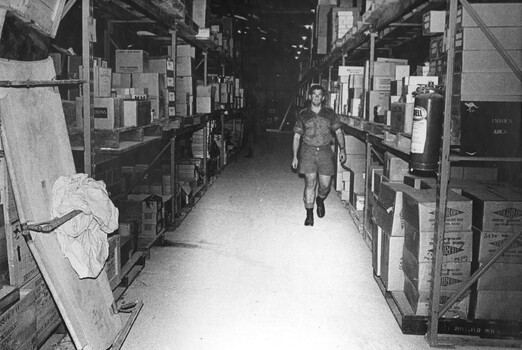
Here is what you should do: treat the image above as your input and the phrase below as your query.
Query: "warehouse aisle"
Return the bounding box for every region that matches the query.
[120,132,430,350]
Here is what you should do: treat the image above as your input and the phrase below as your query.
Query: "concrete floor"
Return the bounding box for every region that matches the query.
[120,132,432,350]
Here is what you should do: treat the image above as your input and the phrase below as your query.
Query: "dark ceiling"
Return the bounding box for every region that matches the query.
[209,0,317,57]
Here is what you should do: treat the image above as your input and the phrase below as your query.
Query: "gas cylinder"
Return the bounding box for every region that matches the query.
[410,83,444,172]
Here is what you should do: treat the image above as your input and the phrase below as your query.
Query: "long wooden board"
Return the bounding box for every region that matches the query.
[0,58,121,349]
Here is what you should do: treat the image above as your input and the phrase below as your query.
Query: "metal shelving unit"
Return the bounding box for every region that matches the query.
[299,0,522,347]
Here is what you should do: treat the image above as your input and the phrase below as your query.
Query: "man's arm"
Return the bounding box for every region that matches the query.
[335,128,346,164]
[292,133,301,169]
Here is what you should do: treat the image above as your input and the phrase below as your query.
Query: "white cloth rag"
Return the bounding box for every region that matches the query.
[51,173,119,279]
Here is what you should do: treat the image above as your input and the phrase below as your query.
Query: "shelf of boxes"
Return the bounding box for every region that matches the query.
[302,0,522,345]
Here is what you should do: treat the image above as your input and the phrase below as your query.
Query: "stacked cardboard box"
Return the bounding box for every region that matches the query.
[401,188,473,317]
[192,127,207,158]
[196,85,214,114]
[336,134,366,194]
[462,185,522,321]
[337,66,364,116]
[451,3,522,155]
[176,45,195,116]
[141,194,163,237]
[327,7,358,50]
[146,56,175,118]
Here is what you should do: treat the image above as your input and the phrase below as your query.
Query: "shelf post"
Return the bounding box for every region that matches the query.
[82,0,94,177]
[221,112,225,168]
[426,0,459,346]
[170,135,177,226]
[203,121,208,186]
[170,29,177,59]
[203,51,208,86]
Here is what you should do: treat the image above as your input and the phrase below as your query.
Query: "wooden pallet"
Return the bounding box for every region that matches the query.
[374,276,522,342]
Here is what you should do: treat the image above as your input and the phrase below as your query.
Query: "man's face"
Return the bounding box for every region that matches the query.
[310,89,324,107]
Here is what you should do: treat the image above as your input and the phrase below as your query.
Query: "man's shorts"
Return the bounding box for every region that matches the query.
[298,143,335,176]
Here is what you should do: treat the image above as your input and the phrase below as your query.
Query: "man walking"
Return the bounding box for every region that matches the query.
[292,84,346,226]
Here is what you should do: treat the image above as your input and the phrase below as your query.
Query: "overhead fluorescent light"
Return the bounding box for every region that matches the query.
[234,14,248,21]
[137,31,156,36]
[261,36,266,40]
[301,36,307,40]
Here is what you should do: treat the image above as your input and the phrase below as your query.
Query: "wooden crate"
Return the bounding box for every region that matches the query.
[0,288,37,350]
[0,0,66,37]
[106,234,121,290]
[0,158,39,287]
[24,274,62,347]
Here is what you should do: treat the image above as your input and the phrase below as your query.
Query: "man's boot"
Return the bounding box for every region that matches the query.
[304,208,314,226]
[316,196,325,218]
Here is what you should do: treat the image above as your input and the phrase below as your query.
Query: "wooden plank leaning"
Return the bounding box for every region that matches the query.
[0,57,122,349]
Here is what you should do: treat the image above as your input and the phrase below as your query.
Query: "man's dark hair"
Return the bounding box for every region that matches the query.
[308,84,326,95]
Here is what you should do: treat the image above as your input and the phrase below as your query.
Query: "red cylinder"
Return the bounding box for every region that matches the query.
[410,85,444,172]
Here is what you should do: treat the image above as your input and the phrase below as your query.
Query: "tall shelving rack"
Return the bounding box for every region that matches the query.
[298,0,522,346]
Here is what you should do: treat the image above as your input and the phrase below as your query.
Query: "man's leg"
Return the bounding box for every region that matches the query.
[303,173,317,226]
[316,174,332,218]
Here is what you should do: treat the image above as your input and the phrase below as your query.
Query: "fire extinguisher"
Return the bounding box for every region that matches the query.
[410,82,444,172]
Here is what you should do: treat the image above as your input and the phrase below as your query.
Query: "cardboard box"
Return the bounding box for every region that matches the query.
[349,74,364,88]
[462,187,522,233]
[142,194,163,213]
[454,72,522,97]
[338,66,364,76]
[403,174,436,189]
[381,231,404,291]
[352,192,365,211]
[372,76,391,91]
[453,50,522,74]
[176,44,195,58]
[455,27,522,52]
[457,3,522,28]
[94,66,112,97]
[122,99,151,127]
[404,275,470,318]
[115,50,149,73]
[348,170,365,198]
[402,248,471,291]
[384,152,409,182]
[93,97,124,129]
[459,100,522,157]
[141,222,163,237]
[422,11,445,35]
[112,73,132,88]
[343,134,366,155]
[373,61,394,76]
[403,189,473,232]
[390,102,414,134]
[142,211,162,225]
[132,73,165,117]
[473,228,522,263]
[394,65,410,81]
[373,202,404,238]
[366,90,390,122]
[403,221,473,263]
[475,262,522,291]
[470,290,522,321]
[176,56,193,77]
[147,57,175,75]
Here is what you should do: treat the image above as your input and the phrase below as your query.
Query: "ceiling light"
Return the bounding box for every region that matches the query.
[234,14,248,21]
[261,36,266,40]
[298,44,303,48]
[297,51,301,55]
[137,31,156,36]
[291,44,297,48]
[304,24,312,29]
[295,56,299,60]
[301,36,307,40]
[237,30,242,34]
